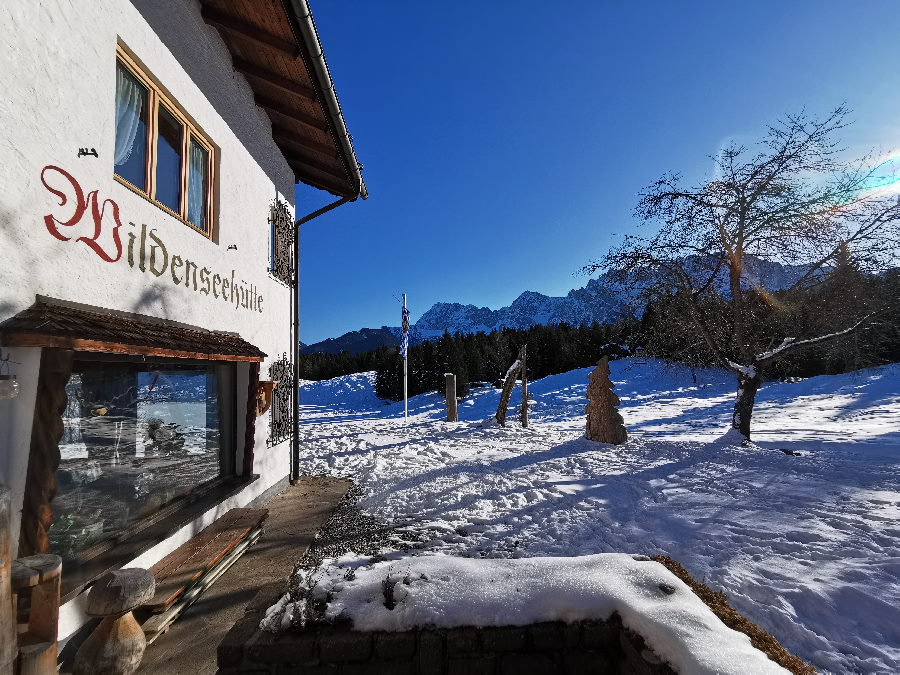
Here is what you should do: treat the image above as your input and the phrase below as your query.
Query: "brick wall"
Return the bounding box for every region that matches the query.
[219,589,674,675]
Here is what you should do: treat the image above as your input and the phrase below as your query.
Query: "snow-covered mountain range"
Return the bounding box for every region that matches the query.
[303,257,813,354]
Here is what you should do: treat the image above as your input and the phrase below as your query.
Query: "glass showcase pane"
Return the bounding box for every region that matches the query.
[187,137,209,232]
[113,62,149,190]
[50,360,229,560]
[156,105,183,213]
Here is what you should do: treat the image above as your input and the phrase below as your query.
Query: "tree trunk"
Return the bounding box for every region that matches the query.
[731,374,762,440]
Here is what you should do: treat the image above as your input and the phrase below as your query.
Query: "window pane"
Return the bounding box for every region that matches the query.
[114,62,149,190]
[50,361,229,562]
[187,137,209,232]
[156,105,183,213]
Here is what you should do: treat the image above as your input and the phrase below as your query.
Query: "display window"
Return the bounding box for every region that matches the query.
[49,355,236,568]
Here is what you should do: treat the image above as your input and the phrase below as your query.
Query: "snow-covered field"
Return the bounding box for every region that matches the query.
[296,359,900,673]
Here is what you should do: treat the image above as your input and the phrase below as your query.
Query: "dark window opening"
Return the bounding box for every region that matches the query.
[156,105,184,214]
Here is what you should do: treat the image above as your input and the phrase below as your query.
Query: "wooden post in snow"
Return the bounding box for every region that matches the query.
[496,345,526,427]
[519,345,528,428]
[1,485,16,674]
[445,373,458,422]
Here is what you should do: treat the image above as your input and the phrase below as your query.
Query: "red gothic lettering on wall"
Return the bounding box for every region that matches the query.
[40,165,124,263]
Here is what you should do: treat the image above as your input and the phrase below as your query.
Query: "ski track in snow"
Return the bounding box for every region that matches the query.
[297,359,900,674]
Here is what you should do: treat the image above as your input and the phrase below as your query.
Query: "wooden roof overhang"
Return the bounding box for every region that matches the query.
[0,297,266,363]
[199,0,366,200]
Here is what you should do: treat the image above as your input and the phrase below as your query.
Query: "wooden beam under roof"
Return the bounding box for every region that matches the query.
[286,160,353,197]
[200,5,300,57]
[254,94,329,132]
[232,58,316,101]
[271,125,338,158]
[281,147,348,183]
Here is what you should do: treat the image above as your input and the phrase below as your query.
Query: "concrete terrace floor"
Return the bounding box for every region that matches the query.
[139,476,352,675]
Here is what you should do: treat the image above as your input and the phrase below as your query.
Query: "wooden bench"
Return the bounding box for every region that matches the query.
[139,507,268,643]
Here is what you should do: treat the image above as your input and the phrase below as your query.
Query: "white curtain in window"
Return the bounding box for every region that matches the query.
[114,66,144,166]
[187,141,208,229]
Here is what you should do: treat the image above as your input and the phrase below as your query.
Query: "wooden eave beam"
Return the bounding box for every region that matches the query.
[254,94,329,132]
[232,57,316,102]
[271,125,338,158]
[1,333,263,362]
[286,160,353,197]
[282,148,348,182]
[201,5,300,58]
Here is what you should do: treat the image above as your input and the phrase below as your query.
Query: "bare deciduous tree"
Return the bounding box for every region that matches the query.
[584,106,900,440]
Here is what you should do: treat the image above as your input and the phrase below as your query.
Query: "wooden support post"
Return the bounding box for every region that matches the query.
[445,373,458,422]
[12,553,62,675]
[1,486,16,674]
[519,346,528,428]
[74,568,155,675]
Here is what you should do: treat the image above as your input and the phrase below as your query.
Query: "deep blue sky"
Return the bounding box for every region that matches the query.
[297,1,900,344]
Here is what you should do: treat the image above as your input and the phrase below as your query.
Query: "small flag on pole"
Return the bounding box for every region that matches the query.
[400,306,410,359]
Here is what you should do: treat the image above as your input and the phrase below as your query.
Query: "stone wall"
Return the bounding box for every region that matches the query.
[219,592,673,675]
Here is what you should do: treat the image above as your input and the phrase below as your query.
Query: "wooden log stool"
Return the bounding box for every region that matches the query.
[74,568,155,675]
[11,554,63,675]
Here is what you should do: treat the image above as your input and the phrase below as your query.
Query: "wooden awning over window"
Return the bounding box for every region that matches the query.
[0,297,265,362]
[199,0,367,200]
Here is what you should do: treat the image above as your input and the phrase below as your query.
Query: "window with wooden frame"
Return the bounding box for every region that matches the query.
[114,47,216,238]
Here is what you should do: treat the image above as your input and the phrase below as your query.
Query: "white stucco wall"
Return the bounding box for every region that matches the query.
[0,0,299,638]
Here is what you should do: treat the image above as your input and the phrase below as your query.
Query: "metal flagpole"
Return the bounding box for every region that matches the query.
[402,293,408,418]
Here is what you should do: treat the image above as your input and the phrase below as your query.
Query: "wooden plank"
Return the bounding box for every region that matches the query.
[282,148,348,183]
[148,531,249,612]
[232,57,316,100]
[201,5,300,57]
[148,510,242,581]
[255,94,329,131]
[152,526,249,597]
[286,159,355,198]
[1,333,263,362]
[271,125,338,157]
[144,509,267,612]
[142,527,262,643]
[0,486,15,674]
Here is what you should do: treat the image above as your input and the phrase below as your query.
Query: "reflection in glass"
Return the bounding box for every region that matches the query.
[187,138,209,232]
[156,105,183,213]
[51,360,228,561]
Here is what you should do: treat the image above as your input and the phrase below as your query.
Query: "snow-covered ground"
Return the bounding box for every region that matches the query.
[296,359,900,674]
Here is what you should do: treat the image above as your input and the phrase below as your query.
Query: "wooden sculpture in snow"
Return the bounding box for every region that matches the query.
[585,356,627,444]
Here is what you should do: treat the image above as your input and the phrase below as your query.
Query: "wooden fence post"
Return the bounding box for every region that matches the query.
[1,485,16,674]
[519,346,528,428]
[445,373,458,422]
